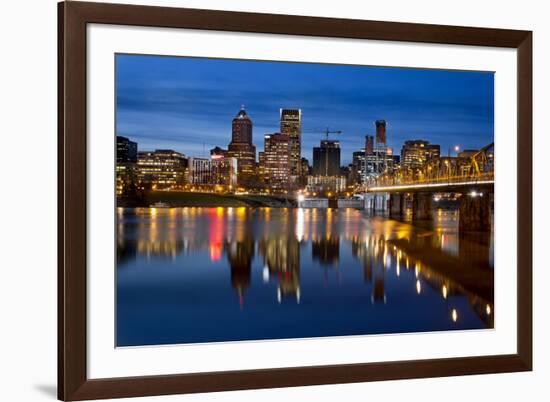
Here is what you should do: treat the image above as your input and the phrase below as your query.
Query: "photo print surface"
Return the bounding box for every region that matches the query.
[115,54,494,347]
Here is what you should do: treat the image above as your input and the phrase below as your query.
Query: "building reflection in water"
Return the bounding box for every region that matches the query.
[352,236,387,303]
[117,207,494,327]
[225,236,254,307]
[312,236,340,266]
[258,236,300,303]
[224,207,256,306]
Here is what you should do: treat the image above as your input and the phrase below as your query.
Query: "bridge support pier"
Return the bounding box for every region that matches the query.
[365,194,375,212]
[366,193,388,214]
[459,193,491,232]
[389,193,404,218]
[412,192,432,221]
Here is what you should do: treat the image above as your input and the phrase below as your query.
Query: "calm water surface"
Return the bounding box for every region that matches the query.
[116,207,494,346]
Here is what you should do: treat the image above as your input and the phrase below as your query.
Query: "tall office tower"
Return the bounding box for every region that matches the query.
[352,150,366,183]
[400,140,441,169]
[116,136,138,163]
[227,106,256,183]
[375,120,387,145]
[365,135,375,155]
[261,133,291,189]
[280,108,302,176]
[312,140,341,176]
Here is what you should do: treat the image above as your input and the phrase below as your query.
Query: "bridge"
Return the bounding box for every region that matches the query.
[364,143,494,232]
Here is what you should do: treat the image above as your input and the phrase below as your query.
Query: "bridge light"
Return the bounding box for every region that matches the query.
[469,191,478,197]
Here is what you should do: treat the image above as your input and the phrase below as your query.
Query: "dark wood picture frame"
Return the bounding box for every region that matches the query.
[58,1,532,400]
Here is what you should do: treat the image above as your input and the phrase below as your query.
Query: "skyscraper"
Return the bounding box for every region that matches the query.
[375,120,387,145]
[351,150,366,183]
[227,106,256,184]
[261,133,291,189]
[312,140,341,176]
[117,136,138,163]
[280,108,302,177]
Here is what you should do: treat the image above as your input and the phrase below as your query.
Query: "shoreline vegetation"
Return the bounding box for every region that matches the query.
[117,191,296,208]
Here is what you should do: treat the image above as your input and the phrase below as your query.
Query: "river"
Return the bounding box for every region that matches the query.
[116,206,494,347]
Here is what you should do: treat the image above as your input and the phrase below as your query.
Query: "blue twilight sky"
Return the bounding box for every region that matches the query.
[116,54,494,165]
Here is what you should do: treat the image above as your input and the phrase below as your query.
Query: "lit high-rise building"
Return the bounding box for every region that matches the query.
[261,133,291,190]
[227,106,256,183]
[400,140,440,169]
[280,108,302,177]
[351,150,366,184]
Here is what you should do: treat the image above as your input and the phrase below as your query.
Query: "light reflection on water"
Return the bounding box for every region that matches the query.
[116,207,494,347]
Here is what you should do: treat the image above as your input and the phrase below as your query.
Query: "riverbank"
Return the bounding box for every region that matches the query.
[118,191,295,208]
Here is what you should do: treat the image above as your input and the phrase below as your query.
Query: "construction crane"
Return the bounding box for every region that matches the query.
[321,127,342,141]
[303,127,342,140]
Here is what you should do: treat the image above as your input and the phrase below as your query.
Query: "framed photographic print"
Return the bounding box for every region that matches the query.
[58,1,532,400]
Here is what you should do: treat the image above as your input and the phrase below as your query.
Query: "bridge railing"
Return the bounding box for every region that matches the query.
[367,172,494,189]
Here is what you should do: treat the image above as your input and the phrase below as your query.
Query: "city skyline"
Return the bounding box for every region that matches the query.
[116,54,494,165]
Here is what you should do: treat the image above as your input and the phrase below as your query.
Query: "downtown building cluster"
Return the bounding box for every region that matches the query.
[116,105,481,198]
[117,106,328,196]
